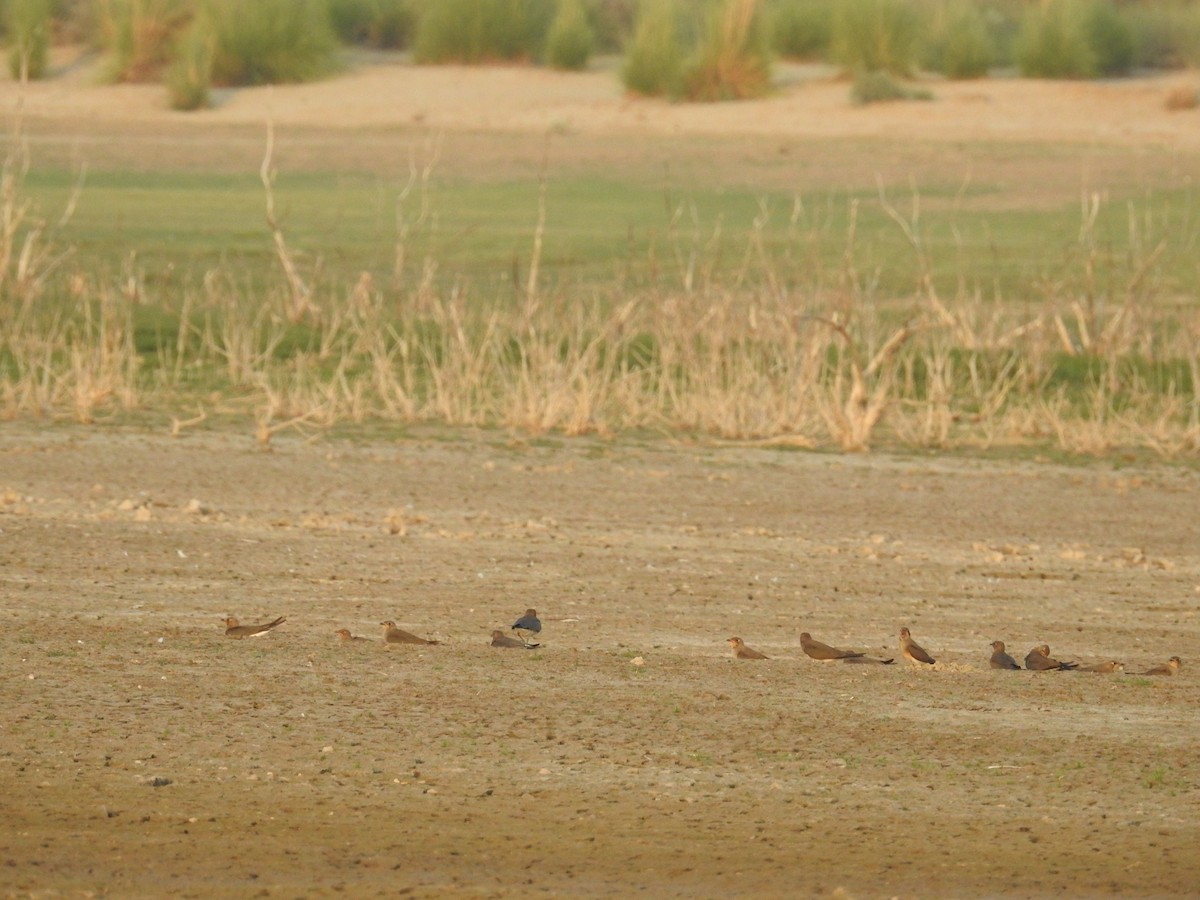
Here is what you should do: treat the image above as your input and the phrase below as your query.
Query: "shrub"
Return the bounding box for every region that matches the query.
[922,2,992,80]
[831,0,920,77]
[681,0,772,101]
[95,0,189,83]
[546,0,594,70]
[328,0,416,49]
[1128,1,1200,69]
[621,0,684,96]
[165,13,212,110]
[413,0,554,64]
[768,0,832,60]
[584,0,637,52]
[208,0,337,85]
[851,68,932,104]
[1084,0,1133,76]
[1016,0,1097,78]
[5,0,52,80]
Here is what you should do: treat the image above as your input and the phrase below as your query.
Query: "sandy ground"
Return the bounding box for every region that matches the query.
[0,425,1198,897]
[1,52,1199,898]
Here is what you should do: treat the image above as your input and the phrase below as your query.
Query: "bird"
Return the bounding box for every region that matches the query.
[511,608,542,642]
[727,637,768,660]
[1025,644,1078,671]
[223,615,285,638]
[380,621,440,645]
[800,632,865,661]
[989,641,1021,670]
[1078,660,1124,674]
[335,629,371,643]
[1139,656,1182,676]
[899,627,936,665]
[491,629,538,649]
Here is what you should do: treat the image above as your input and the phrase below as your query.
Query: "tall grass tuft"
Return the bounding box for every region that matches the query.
[328,0,416,48]
[921,1,992,80]
[165,12,213,111]
[831,0,920,77]
[768,0,832,60]
[1128,0,1200,69]
[95,0,189,83]
[5,0,53,80]
[208,0,337,85]
[1084,0,1134,76]
[545,0,594,70]
[1016,0,1097,79]
[413,0,554,64]
[681,0,772,101]
[621,0,684,97]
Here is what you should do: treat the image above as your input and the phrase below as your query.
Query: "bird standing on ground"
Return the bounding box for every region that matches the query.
[380,621,440,645]
[800,632,866,661]
[727,637,768,660]
[989,641,1021,670]
[1025,644,1078,671]
[492,629,538,649]
[511,608,542,643]
[1139,656,1182,676]
[900,627,936,666]
[223,616,286,638]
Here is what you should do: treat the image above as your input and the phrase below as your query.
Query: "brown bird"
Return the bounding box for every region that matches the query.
[843,655,895,665]
[800,632,865,661]
[335,629,371,643]
[989,641,1021,670]
[1139,656,1182,676]
[727,637,768,660]
[899,627,936,665]
[1025,644,1077,671]
[223,615,285,638]
[1078,660,1124,674]
[491,629,538,649]
[380,621,440,645]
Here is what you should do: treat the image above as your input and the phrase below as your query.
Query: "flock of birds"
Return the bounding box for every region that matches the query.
[730,627,1183,676]
[223,613,1182,676]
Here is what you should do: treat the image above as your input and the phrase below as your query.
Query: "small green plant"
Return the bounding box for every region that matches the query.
[831,0,920,77]
[208,0,337,85]
[851,68,932,104]
[1142,764,1168,789]
[165,15,213,111]
[545,0,594,70]
[5,0,53,80]
[621,0,684,96]
[681,0,773,101]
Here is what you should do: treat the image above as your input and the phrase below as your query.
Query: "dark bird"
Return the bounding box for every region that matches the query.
[1139,656,1182,676]
[511,608,542,641]
[842,655,895,665]
[727,637,768,660]
[989,641,1021,670]
[492,629,538,649]
[223,616,286,638]
[900,627,936,665]
[380,621,440,645]
[800,632,865,661]
[1025,644,1077,671]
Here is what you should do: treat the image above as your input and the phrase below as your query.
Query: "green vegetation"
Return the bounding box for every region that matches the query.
[165,12,212,109]
[545,0,594,70]
[767,0,832,60]
[851,69,932,103]
[621,0,683,96]
[412,0,554,64]
[208,0,337,85]
[681,0,773,101]
[921,1,992,79]
[830,0,920,77]
[5,0,52,80]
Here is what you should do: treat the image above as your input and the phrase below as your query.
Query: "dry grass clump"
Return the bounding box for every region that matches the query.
[1163,84,1199,111]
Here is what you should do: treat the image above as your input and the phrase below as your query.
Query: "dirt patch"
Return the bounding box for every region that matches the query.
[1,425,1197,896]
